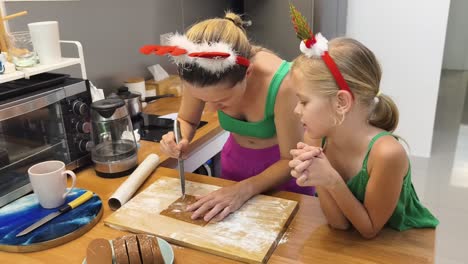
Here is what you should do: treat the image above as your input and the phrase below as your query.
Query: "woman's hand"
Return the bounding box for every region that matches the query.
[289,143,340,188]
[160,131,189,159]
[186,182,253,222]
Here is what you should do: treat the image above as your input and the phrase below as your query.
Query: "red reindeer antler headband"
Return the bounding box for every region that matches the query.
[140,33,250,74]
[290,3,353,98]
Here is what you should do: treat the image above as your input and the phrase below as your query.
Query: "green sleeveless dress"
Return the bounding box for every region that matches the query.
[325,131,439,231]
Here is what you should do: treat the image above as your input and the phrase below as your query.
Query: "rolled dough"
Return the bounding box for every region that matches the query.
[160,195,209,227]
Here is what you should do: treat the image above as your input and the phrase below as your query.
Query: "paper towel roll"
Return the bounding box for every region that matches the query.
[108,154,160,210]
[125,78,146,100]
[28,21,62,65]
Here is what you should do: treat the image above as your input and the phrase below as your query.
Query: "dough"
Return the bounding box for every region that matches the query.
[136,234,153,264]
[160,195,209,226]
[124,235,142,264]
[150,236,164,264]
[87,234,164,264]
[86,238,113,264]
[113,237,130,264]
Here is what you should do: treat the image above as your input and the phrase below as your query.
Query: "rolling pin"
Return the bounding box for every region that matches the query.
[108,154,160,210]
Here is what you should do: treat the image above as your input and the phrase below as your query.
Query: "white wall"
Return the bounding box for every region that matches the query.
[347,0,451,157]
[443,0,468,70]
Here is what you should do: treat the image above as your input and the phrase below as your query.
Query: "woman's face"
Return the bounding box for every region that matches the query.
[291,69,336,139]
[186,79,247,111]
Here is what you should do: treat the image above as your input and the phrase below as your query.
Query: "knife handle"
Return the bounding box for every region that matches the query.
[58,191,94,213]
[174,119,182,144]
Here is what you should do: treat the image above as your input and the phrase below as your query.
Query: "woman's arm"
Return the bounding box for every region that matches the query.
[177,84,205,142]
[161,84,205,159]
[244,80,304,194]
[187,80,304,221]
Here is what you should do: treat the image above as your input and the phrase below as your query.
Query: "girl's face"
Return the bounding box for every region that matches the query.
[291,69,337,139]
[186,79,247,111]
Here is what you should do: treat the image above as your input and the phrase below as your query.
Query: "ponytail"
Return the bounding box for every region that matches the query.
[369,94,399,132]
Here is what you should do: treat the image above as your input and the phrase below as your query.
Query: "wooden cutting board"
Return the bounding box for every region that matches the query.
[0,188,102,253]
[104,177,298,263]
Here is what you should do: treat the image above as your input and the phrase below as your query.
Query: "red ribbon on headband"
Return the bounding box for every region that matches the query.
[321,51,353,98]
[139,45,250,68]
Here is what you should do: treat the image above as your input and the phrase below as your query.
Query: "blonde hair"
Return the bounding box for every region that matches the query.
[292,38,399,132]
[180,12,251,87]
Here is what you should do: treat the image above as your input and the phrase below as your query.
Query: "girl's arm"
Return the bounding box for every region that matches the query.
[325,137,408,238]
[302,135,350,230]
[316,186,350,230]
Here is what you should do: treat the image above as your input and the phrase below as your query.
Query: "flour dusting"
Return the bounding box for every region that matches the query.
[105,177,298,262]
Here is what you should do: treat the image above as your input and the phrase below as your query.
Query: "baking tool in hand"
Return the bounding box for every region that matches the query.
[174,119,185,198]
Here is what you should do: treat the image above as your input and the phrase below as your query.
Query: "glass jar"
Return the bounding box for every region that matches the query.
[8,31,37,69]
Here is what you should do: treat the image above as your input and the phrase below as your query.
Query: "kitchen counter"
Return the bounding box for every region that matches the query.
[0,166,436,264]
[0,97,435,263]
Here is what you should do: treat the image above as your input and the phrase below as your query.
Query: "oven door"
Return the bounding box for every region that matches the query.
[0,89,71,207]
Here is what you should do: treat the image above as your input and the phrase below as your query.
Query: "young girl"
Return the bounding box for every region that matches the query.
[141,12,314,222]
[288,5,438,238]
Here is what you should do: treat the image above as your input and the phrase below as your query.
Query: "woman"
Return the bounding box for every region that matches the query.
[144,12,313,222]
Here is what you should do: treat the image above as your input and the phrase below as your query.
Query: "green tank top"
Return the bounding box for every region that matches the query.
[217,61,291,138]
[323,131,439,231]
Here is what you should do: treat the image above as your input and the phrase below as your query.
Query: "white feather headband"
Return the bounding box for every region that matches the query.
[140,33,250,74]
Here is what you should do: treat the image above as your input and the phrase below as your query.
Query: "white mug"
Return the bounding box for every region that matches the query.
[28,21,62,65]
[28,160,76,209]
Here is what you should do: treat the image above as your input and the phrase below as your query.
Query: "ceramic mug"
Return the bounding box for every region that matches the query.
[28,160,76,208]
[28,21,62,65]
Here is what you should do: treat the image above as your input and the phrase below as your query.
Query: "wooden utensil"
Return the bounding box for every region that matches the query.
[0,10,28,60]
[3,11,28,21]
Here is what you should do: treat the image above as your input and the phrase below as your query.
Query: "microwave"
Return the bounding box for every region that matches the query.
[0,76,92,207]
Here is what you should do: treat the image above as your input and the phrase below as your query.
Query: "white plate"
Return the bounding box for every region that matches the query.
[83,236,174,264]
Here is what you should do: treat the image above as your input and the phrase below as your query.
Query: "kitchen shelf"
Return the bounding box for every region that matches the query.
[0,71,24,83]
[0,40,87,84]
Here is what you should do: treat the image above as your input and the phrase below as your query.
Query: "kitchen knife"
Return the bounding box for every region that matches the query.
[16,190,94,237]
[174,119,186,198]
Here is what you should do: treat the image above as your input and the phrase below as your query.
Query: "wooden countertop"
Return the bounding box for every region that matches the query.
[0,97,435,263]
[0,167,435,264]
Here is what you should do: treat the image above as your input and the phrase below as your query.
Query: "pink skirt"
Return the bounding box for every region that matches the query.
[221,134,315,196]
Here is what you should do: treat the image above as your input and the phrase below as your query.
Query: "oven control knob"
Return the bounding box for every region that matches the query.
[72,101,89,116]
[76,121,91,134]
[78,140,93,152]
